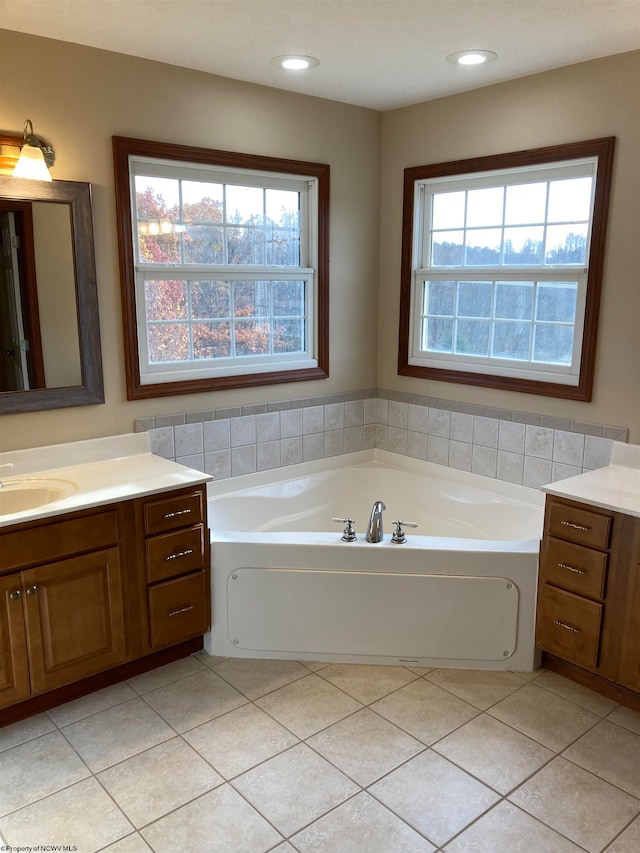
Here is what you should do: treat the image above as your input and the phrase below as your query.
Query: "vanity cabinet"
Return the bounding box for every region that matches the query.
[620,524,640,692]
[142,489,209,651]
[0,509,126,708]
[0,483,210,719]
[537,495,640,708]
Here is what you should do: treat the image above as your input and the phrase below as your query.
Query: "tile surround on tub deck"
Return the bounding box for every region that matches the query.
[138,389,629,488]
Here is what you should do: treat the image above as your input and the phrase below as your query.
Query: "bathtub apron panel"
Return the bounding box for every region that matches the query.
[227,568,519,661]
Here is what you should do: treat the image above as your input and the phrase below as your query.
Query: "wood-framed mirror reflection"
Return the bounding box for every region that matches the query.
[0,177,104,413]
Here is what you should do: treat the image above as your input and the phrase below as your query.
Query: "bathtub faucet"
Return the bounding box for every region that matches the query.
[366,500,386,543]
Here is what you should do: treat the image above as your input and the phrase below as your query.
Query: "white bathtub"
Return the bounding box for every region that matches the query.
[205,450,544,671]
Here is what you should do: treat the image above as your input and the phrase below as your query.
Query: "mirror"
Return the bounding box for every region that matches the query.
[0,177,103,413]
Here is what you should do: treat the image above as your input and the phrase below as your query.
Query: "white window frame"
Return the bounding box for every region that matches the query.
[398,138,615,401]
[129,155,319,386]
[409,159,595,386]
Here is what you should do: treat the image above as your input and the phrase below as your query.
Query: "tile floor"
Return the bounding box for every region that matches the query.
[2,655,640,852]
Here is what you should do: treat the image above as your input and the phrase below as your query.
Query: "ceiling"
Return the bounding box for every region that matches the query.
[1,0,639,110]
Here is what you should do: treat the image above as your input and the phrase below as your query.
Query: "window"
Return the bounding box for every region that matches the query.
[113,138,329,399]
[398,139,615,401]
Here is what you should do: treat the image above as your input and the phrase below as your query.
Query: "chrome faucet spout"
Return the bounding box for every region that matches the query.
[366,500,386,543]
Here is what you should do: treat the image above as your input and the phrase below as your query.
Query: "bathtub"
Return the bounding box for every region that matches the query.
[205,450,545,671]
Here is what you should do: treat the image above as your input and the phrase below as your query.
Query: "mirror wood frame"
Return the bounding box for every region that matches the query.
[0,176,104,413]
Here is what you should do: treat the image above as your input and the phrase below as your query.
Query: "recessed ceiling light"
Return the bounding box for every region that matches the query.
[447,50,497,66]
[271,55,319,71]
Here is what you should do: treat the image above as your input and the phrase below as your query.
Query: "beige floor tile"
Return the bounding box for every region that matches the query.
[425,668,527,710]
[212,657,309,699]
[101,836,152,853]
[564,719,640,797]
[0,731,89,815]
[193,651,229,667]
[487,682,599,751]
[434,713,554,794]
[317,663,418,704]
[141,785,282,853]
[126,654,207,694]
[444,800,584,852]
[404,666,435,675]
[232,743,359,836]
[291,791,436,852]
[61,698,174,772]
[509,756,640,853]
[98,737,223,828]
[516,666,547,681]
[369,750,499,847]
[307,708,424,786]
[608,704,640,736]
[0,713,55,752]
[142,669,247,733]
[254,673,362,738]
[0,778,132,853]
[299,660,330,671]
[606,815,640,852]
[370,679,478,745]
[183,703,298,778]
[272,844,297,853]
[535,670,619,716]
[47,682,138,727]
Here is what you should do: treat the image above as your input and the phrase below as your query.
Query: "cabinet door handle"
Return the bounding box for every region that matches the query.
[26,585,38,596]
[9,589,22,600]
[163,509,192,520]
[168,604,195,617]
[558,562,586,575]
[554,619,580,633]
[561,520,590,532]
[164,548,194,562]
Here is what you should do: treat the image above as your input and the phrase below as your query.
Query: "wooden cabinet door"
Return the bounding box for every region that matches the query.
[0,574,30,708]
[23,548,127,694]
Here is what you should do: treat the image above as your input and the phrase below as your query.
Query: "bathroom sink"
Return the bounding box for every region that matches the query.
[0,478,78,515]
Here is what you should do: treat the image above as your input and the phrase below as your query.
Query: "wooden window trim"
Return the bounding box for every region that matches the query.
[398,137,615,401]
[113,136,329,401]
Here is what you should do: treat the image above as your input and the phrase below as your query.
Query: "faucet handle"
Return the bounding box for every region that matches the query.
[391,520,418,544]
[332,517,357,542]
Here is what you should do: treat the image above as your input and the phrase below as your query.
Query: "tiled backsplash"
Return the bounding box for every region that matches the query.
[137,389,629,489]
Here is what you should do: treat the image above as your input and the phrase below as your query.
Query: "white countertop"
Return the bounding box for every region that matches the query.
[542,442,640,518]
[0,433,211,528]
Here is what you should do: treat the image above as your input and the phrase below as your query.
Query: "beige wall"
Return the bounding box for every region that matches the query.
[378,51,640,441]
[0,30,381,451]
[1,31,638,452]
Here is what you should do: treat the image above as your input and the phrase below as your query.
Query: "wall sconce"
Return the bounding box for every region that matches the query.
[0,120,55,181]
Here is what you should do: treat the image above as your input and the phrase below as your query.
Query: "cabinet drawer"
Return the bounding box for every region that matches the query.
[146,525,205,584]
[148,571,208,649]
[0,511,119,573]
[144,490,204,535]
[548,501,611,550]
[544,538,608,600]
[538,585,602,668]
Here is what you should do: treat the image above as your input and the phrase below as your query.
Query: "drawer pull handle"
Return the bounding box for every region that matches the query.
[168,604,195,617]
[558,562,586,575]
[163,509,192,519]
[561,520,590,532]
[9,589,22,600]
[165,548,194,562]
[26,585,38,596]
[554,619,580,634]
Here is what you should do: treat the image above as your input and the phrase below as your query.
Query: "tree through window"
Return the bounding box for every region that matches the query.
[113,138,329,399]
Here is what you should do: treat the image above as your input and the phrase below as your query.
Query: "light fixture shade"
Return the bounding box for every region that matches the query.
[13,143,52,181]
